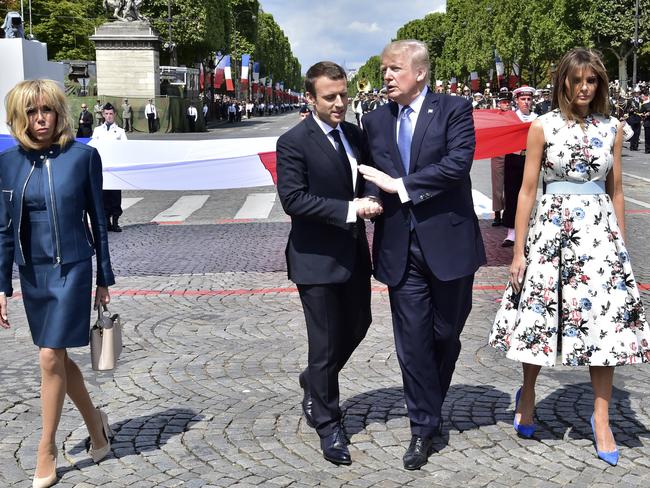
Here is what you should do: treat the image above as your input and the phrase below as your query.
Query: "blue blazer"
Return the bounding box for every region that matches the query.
[362,90,487,286]
[0,141,115,296]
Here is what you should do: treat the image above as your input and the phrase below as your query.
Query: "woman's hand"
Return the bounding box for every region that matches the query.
[509,252,527,294]
[94,286,110,311]
[0,294,9,329]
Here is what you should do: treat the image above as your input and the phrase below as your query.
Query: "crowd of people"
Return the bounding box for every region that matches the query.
[0,41,649,487]
[209,96,297,124]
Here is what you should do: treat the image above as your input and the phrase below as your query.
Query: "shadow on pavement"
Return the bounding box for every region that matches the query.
[64,407,203,471]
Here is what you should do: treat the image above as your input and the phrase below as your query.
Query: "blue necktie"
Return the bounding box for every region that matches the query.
[398,105,413,174]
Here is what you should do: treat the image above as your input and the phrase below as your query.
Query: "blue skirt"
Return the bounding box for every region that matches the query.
[19,259,92,348]
[19,211,92,348]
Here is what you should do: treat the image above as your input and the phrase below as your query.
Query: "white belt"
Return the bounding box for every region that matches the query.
[545,180,606,195]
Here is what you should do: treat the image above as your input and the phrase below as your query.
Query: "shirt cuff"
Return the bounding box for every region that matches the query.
[346,201,358,223]
[396,178,411,203]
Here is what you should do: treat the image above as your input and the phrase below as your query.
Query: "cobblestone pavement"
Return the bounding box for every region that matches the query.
[1,130,649,487]
[1,216,649,488]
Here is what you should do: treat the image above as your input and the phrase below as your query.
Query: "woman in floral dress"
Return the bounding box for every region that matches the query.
[489,48,650,466]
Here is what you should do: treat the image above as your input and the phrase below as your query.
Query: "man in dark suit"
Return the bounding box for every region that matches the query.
[77,103,93,138]
[359,40,486,470]
[276,61,382,466]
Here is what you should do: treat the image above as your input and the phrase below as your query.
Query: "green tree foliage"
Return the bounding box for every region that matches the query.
[355,0,646,91]
[9,0,105,60]
[141,0,229,66]
[348,55,382,97]
[582,0,650,88]
[256,11,301,90]
[395,12,447,76]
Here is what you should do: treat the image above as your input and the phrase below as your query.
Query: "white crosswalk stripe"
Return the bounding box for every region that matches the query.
[624,196,650,209]
[234,193,276,219]
[124,190,501,224]
[121,197,143,210]
[152,195,210,223]
[472,189,493,219]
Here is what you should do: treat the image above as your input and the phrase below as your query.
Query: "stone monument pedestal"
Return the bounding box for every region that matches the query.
[90,21,161,99]
[0,38,66,134]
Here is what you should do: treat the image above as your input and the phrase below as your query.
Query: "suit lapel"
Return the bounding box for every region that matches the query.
[341,122,363,197]
[306,116,353,194]
[409,90,439,172]
[386,102,406,177]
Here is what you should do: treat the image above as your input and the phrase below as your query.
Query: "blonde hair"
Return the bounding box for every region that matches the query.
[5,79,74,151]
[381,40,430,84]
[552,48,610,122]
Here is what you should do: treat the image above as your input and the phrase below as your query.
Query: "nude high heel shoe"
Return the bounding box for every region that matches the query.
[32,450,57,488]
[89,408,113,463]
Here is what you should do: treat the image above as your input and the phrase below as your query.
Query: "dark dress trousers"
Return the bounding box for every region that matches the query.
[362,90,486,437]
[276,115,372,438]
[502,152,526,229]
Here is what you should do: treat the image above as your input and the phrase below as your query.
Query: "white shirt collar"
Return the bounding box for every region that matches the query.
[398,86,428,116]
[313,112,342,136]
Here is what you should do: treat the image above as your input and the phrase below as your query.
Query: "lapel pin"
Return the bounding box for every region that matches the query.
[427,109,433,114]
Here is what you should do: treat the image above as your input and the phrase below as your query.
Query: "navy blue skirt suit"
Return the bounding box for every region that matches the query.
[0,141,115,348]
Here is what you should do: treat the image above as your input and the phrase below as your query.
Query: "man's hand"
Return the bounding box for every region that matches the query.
[358,165,400,194]
[0,294,9,329]
[355,197,383,219]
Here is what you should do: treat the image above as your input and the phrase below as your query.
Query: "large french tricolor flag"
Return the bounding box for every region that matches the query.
[241,54,250,89]
[224,55,234,92]
[0,112,531,190]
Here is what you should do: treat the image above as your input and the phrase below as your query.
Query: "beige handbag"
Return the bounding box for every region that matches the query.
[90,306,122,371]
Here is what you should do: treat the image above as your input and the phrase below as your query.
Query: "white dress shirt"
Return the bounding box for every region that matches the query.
[393,86,429,203]
[312,113,359,223]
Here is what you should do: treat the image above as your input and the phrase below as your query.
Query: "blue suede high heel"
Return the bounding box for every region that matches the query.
[590,414,619,466]
[513,387,536,438]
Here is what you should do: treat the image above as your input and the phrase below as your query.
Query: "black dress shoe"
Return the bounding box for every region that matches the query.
[112,216,123,233]
[298,371,315,428]
[320,425,351,465]
[501,238,514,248]
[492,217,502,227]
[403,435,433,470]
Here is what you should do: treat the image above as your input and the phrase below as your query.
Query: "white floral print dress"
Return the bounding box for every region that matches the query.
[489,109,650,367]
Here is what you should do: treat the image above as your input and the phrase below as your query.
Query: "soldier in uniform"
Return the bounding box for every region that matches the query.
[93,99,104,127]
[534,89,552,116]
[502,86,538,246]
[641,92,650,153]
[92,103,127,232]
[121,98,133,132]
[490,91,512,227]
[625,88,642,151]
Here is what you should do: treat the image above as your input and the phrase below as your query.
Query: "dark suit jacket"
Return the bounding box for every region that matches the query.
[77,110,94,138]
[362,89,486,286]
[276,115,371,285]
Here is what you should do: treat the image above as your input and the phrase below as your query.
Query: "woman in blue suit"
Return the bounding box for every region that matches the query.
[0,80,115,487]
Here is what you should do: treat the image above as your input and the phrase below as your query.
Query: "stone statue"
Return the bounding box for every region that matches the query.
[103,0,148,22]
[2,12,24,38]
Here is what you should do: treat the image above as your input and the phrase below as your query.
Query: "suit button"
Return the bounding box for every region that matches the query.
[419,195,425,200]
